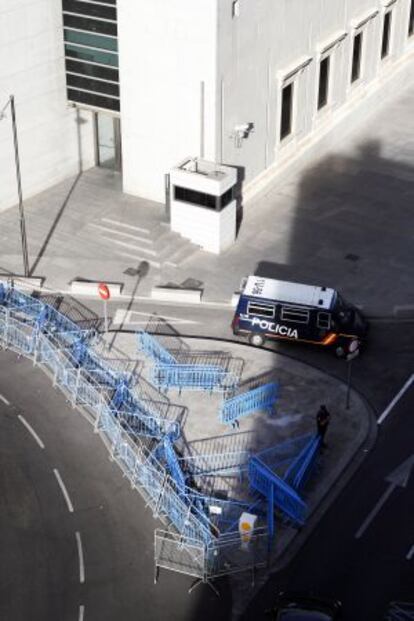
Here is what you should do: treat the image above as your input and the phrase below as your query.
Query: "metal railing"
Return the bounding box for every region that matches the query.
[151,363,239,394]
[219,381,279,426]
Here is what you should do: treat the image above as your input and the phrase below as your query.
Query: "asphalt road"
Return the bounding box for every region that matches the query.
[0,350,232,621]
[242,386,414,621]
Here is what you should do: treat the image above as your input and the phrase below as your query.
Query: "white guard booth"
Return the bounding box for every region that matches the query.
[169,158,237,254]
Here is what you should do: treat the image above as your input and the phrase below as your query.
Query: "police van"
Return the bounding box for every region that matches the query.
[231,276,368,357]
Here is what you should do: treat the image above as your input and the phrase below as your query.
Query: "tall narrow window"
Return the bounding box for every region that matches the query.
[408,0,414,36]
[318,56,330,110]
[351,32,363,83]
[280,82,293,140]
[381,12,392,58]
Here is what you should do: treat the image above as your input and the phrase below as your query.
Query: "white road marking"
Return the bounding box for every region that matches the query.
[101,217,150,234]
[0,393,10,405]
[53,469,74,513]
[406,544,414,560]
[378,374,414,425]
[112,308,199,326]
[75,532,85,584]
[78,605,85,621]
[355,484,395,539]
[18,415,45,449]
[88,222,153,245]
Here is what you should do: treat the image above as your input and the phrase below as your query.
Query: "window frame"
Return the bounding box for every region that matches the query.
[246,302,276,319]
[350,30,363,84]
[381,10,392,59]
[317,54,331,110]
[317,312,331,330]
[280,81,294,141]
[280,306,310,324]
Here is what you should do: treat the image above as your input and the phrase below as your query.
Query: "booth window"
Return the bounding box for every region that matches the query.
[381,11,392,58]
[317,55,330,109]
[174,186,233,211]
[280,82,293,140]
[351,32,363,83]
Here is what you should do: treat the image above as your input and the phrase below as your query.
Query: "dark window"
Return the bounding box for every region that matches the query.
[65,58,119,82]
[351,32,363,83]
[220,187,234,208]
[317,56,330,110]
[62,0,116,21]
[66,73,119,97]
[247,303,275,319]
[67,88,120,111]
[409,0,414,35]
[280,82,293,140]
[64,29,118,52]
[63,13,117,36]
[381,12,392,58]
[85,0,116,4]
[281,306,310,324]
[65,44,118,67]
[317,312,331,329]
[174,186,217,210]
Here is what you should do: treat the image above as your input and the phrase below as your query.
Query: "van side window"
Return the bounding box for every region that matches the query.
[281,306,309,324]
[317,312,331,329]
[247,302,275,318]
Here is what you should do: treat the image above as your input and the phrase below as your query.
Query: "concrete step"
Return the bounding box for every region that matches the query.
[163,240,201,268]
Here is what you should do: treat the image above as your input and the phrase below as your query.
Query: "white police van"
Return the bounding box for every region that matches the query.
[231,276,368,357]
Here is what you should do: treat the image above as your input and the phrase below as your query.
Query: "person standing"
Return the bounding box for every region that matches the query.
[316,404,331,447]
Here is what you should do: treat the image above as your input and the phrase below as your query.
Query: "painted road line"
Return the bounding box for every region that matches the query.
[406,544,414,560]
[355,484,395,539]
[18,415,45,449]
[79,605,85,621]
[378,374,414,425]
[0,393,10,405]
[101,217,150,234]
[75,532,85,584]
[53,469,74,513]
[112,308,200,327]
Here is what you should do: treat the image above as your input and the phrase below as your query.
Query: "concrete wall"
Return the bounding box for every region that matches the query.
[118,0,219,202]
[217,0,414,192]
[0,0,95,213]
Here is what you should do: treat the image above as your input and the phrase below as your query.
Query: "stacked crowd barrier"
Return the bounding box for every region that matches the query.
[0,283,270,586]
[151,363,239,394]
[249,457,308,537]
[137,330,240,394]
[219,382,279,426]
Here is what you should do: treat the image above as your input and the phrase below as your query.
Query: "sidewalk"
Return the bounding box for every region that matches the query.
[1,78,413,317]
[108,330,376,617]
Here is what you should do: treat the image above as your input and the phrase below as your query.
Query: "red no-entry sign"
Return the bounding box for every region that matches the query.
[98,283,110,301]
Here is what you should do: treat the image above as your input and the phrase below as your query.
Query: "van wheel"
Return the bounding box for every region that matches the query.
[249,333,265,347]
[335,345,345,358]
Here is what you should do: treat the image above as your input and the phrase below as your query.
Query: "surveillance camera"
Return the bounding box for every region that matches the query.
[234,123,250,133]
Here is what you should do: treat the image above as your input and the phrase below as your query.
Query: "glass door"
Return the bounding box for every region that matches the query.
[95,112,122,171]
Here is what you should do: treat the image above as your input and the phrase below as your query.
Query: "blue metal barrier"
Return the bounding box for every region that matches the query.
[136,330,177,365]
[219,382,278,426]
[151,363,239,393]
[249,456,307,537]
[284,433,321,492]
[386,602,414,620]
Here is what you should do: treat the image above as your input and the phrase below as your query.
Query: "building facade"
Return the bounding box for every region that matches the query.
[1,0,414,212]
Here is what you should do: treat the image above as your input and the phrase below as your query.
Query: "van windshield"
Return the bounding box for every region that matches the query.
[332,295,355,326]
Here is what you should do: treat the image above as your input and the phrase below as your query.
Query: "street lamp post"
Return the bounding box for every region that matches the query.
[1,95,29,276]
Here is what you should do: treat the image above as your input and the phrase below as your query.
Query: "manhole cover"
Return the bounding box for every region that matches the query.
[344,253,360,262]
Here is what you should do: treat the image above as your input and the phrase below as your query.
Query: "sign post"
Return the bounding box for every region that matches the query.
[345,339,360,410]
[98,283,110,333]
